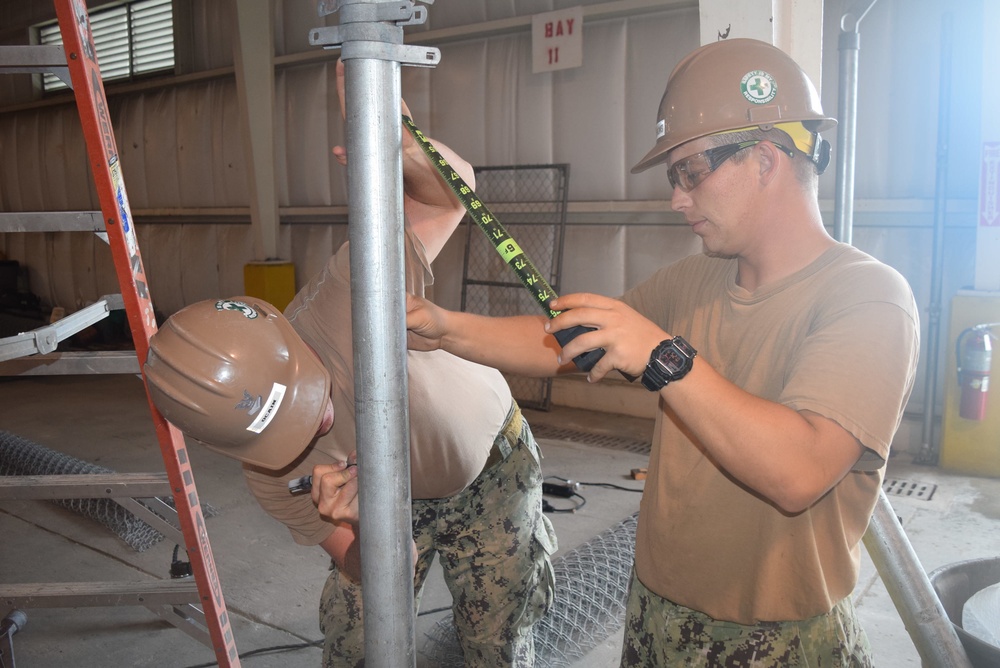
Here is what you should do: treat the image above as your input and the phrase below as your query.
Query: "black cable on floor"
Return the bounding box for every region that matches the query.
[181,606,456,667]
[181,639,323,668]
[542,493,586,513]
[580,481,643,492]
[546,473,643,493]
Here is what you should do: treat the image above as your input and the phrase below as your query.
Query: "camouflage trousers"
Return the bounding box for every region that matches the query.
[319,408,557,668]
[620,570,875,667]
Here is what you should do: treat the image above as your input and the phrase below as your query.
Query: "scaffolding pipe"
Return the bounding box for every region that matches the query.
[319,1,435,664]
[863,490,973,667]
[832,0,877,245]
[916,14,954,465]
[314,2,442,664]
[345,53,416,666]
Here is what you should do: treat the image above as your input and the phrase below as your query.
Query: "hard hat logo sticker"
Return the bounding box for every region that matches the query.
[236,390,263,416]
[215,299,259,319]
[741,70,777,104]
[246,383,286,434]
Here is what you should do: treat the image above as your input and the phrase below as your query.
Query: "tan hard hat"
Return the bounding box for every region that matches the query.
[631,38,837,174]
[144,297,332,470]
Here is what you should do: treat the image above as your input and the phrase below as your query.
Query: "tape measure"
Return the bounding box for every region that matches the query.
[403,115,606,372]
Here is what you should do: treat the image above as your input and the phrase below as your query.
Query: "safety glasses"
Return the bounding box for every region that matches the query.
[667,140,795,192]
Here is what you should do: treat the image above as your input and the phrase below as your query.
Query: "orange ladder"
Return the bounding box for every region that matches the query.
[0,1,240,665]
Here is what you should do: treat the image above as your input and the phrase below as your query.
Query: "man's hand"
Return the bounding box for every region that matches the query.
[311,457,359,526]
[545,293,668,382]
[405,293,447,352]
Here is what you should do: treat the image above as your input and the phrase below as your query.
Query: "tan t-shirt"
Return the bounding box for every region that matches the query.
[243,226,513,546]
[621,243,919,623]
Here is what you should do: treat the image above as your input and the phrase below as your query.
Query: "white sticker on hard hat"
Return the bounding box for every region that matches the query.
[741,70,777,105]
[246,383,286,434]
[656,119,665,139]
[215,299,259,319]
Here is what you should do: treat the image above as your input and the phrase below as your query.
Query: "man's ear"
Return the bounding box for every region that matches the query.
[757,142,782,186]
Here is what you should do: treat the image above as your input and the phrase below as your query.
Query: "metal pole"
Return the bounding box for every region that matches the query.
[863,490,973,667]
[345,54,416,666]
[916,14,954,465]
[310,3,440,665]
[833,0,877,244]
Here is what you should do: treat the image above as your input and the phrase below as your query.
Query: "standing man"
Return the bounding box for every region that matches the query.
[144,60,555,667]
[406,38,919,666]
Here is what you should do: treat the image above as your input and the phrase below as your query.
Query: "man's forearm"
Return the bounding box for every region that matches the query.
[440,310,572,378]
[319,524,361,581]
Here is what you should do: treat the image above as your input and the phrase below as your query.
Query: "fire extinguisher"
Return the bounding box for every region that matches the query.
[956,324,999,421]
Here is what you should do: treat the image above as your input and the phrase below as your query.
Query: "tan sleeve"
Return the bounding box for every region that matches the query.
[242,463,337,546]
[780,272,919,464]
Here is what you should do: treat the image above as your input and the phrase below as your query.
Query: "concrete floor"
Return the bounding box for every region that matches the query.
[1,373,999,667]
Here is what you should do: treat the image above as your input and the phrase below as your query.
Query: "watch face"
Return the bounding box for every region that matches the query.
[643,337,696,391]
[656,347,685,374]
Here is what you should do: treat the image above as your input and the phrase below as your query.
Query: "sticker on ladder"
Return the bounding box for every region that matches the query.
[109,157,138,257]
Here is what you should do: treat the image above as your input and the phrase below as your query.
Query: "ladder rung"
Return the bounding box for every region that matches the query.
[0,350,141,376]
[0,210,103,233]
[0,45,71,85]
[0,44,67,69]
[0,579,200,608]
[0,473,172,500]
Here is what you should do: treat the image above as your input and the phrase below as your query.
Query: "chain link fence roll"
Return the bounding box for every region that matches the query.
[420,512,638,667]
[0,429,214,552]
